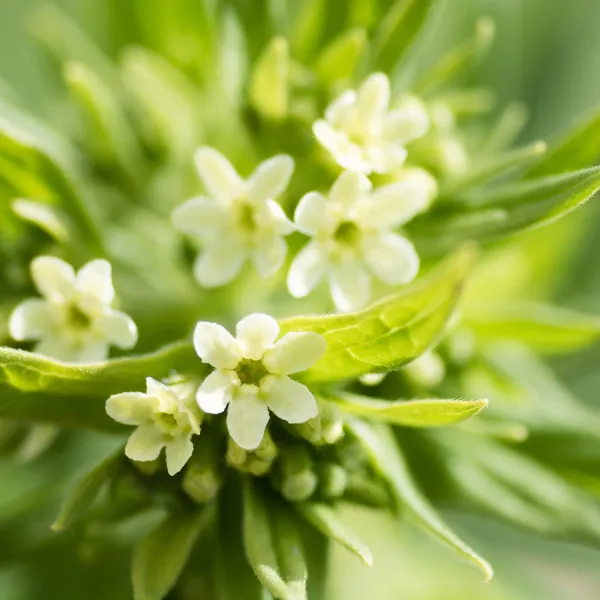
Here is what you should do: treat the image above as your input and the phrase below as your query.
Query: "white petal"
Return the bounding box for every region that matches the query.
[146,377,179,412]
[329,171,372,206]
[165,434,194,475]
[236,313,279,360]
[9,299,53,341]
[355,73,390,127]
[384,102,429,143]
[95,309,138,349]
[287,242,327,298]
[226,389,270,450]
[263,332,326,375]
[261,199,295,235]
[72,340,110,363]
[252,235,287,278]
[247,155,294,203]
[171,197,229,240]
[106,392,157,425]
[313,120,342,154]
[353,181,428,229]
[365,143,408,174]
[76,260,115,306]
[364,232,419,285]
[264,376,318,423]
[294,192,332,235]
[31,256,75,301]
[125,425,165,462]
[34,337,78,362]
[330,261,371,312]
[324,90,356,125]
[193,239,247,288]
[194,146,246,201]
[193,322,242,369]
[196,370,236,413]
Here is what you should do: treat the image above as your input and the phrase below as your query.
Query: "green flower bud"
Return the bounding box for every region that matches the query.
[277,444,317,502]
[226,428,278,476]
[319,463,348,498]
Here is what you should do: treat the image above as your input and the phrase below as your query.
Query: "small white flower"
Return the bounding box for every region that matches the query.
[313,73,429,174]
[9,256,138,362]
[172,147,295,287]
[107,378,201,475]
[194,313,326,451]
[288,171,427,312]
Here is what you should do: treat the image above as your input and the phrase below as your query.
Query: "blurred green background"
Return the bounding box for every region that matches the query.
[2,0,600,598]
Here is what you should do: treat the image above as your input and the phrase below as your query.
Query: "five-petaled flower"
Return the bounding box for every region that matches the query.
[172,147,295,288]
[107,378,201,475]
[287,170,427,312]
[313,72,429,174]
[9,256,138,362]
[194,313,326,450]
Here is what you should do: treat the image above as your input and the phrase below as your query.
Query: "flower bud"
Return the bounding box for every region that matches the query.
[319,463,348,498]
[226,428,278,476]
[277,444,317,502]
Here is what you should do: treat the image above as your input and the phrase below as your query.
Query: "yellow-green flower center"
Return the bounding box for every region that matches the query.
[67,304,92,330]
[333,221,361,247]
[236,358,269,386]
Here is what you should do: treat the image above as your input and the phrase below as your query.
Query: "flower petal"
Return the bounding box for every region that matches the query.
[171,197,229,240]
[76,340,111,362]
[353,181,428,229]
[125,424,165,462]
[34,337,79,362]
[330,261,371,312]
[384,101,429,144]
[365,143,407,174]
[294,192,332,235]
[146,377,179,412]
[106,392,157,425]
[264,376,318,423]
[263,332,326,375]
[194,322,242,369]
[324,90,356,125]
[226,388,270,450]
[247,155,294,203]
[261,199,295,235]
[76,260,115,306]
[194,146,246,201]
[329,171,372,206]
[193,238,247,288]
[9,299,54,341]
[95,309,138,349]
[236,313,279,360]
[364,232,419,285]
[165,434,194,475]
[196,370,236,413]
[287,242,327,298]
[355,73,390,127]
[251,234,287,278]
[31,256,75,301]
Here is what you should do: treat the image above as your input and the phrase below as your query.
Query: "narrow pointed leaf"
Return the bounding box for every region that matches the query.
[348,420,493,581]
[334,394,488,427]
[296,503,373,567]
[132,507,211,600]
[250,37,289,121]
[279,246,475,382]
[12,198,69,242]
[315,29,367,85]
[52,451,123,531]
[480,102,529,154]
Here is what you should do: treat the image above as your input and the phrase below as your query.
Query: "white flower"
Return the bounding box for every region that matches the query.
[313,73,429,174]
[403,350,446,388]
[287,170,427,312]
[194,313,326,451]
[106,378,201,475]
[9,256,138,362]
[172,147,295,287]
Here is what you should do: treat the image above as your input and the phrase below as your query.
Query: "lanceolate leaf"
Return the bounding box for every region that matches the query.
[525,104,600,178]
[411,167,600,253]
[466,303,600,353]
[334,394,488,427]
[132,507,211,600]
[279,246,475,382]
[348,420,493,581]
[374,0,437,72]
[296,503,373,567]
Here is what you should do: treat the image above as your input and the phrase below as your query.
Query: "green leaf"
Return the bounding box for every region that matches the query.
[295,503,372,567]
[52,451,123,531]
[250,37,290,121]
[466,303,600,353]
[525,104,600,178]
[333,394,488,427]
[243,480,306,600]
[480,102,529,155]
[374,0,437,72]
[415,17,495,95]
[132,506,211,600]
[64,61,144,183]
[315,29,367,86]
[12,198,69,243]
[279,246,475,382]
[348,420,493,581]
[290,0,326,61]
[411,167,600,253]
[0,120,104,254]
